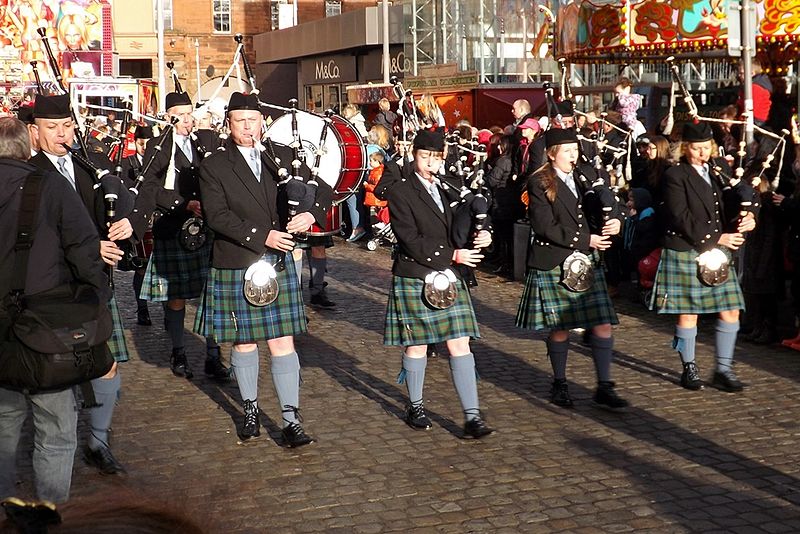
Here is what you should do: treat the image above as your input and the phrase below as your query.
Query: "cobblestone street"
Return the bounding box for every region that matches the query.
[11,241,800,533]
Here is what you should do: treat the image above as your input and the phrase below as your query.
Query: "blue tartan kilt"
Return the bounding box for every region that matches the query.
[383,276,479,347]
[107,295,129,363]
[139,233,212,302]
[193,251,307,344]
[649,248,745,314]
[515,252,618,331]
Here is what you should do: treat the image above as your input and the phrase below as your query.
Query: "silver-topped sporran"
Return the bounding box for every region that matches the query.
[423,269,458,309]
[243,259,279,306]
[696,248,729,287]
[560,251,595,293]
[180,217,208,251]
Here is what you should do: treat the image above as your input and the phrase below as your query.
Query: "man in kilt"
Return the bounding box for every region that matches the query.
[29,94,140,475]
[515,128,628,409]
[135,91,228,381]
[649,121,756,392]
[383,129,494,439]
[195,92,332,447]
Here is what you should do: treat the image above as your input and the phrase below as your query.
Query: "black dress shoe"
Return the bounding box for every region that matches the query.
[310,293,336,308]
[204,356,231,381]
[463,415,494,439]
[282,422,314,447]
[550,379,574,407]
[593,381,629,409]
[404,403,432,430]
[239,399,261,441]
[680,361,703,390]
[426,344,438,359]
[712,370,744,392]
[170,349,193,379]
[84,446,126,475]
[136,308,151,326]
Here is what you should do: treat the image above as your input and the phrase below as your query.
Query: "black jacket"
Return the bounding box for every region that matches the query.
[0,158,108,298]
[198,138,332,269]
[386,164,458,280]
[120,154,142,183]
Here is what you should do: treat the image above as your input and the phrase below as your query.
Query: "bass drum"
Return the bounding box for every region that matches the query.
[305,203,342,237]
[266,111,367,206]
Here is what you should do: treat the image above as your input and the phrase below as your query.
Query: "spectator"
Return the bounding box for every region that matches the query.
[738,58,772,127]
[623,187,660,284]
[342,103,369,139]
[485,134,516,275]
[373,97,398,136]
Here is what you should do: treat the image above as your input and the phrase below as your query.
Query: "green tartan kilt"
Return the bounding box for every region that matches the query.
[383,276,479,347]
[649,248,745,314]
[139,234,212,302]
[515,253,618,331]
[107,295,129,363]
[193,251,307,344]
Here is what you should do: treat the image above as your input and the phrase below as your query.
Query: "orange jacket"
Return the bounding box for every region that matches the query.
[364,164,388,208]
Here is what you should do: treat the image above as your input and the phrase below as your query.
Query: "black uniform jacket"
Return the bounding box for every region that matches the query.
[134,130,204,240]
[120,154,142,183]
[661,157,738,253]
[526,169,617,271]
[386,164,458,280]
[199,138,333,270]
[0,158,108,298]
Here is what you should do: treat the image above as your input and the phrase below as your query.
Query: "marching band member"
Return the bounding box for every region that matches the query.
[515,128,628,409]
[29,94,136,475]
[195,92,332,447]
[383,129,494,439]
[649,121,756,392]
[134,91,228,381]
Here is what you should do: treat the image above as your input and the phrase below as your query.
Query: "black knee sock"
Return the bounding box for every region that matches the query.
[547,338,569,381]
[163,306,185,350]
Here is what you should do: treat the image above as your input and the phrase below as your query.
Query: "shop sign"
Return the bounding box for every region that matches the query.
[301,55,356,83]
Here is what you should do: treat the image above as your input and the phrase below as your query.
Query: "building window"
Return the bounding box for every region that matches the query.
[153,0,173,31]
[325,0,341,17]
[213,0,231,33]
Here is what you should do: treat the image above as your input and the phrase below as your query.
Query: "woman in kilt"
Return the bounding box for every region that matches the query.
[195,92,332,447]
[649,121,755,392]
[383,129,494,439]
[515,128,628,409]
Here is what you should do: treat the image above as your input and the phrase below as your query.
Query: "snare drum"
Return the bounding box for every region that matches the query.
[266,111,367,205]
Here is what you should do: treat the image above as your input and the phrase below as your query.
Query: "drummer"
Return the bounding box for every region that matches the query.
[196,92,333,446]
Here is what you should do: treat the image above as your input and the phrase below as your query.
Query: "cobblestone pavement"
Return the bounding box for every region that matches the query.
[9,240,800,533]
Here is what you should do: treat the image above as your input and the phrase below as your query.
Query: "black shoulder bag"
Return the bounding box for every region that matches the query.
[0,170,114,399]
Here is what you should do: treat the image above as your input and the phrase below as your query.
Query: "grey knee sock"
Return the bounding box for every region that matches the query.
[402,353,427,406]
[590,335,614,383]
[450,353,479,421]
[673,326,697,364]
[271,352,301,427]
[308,256,326,296]
[547,338,569,380]
[88,372,121,451]
[163,306,185,350]
[232,347,259,403]
[715,320,739,373]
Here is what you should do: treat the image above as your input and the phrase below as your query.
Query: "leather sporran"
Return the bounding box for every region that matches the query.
[422,270,458,310]
[180,217,207,251]
[560,251,595,293]
[696,248,730,287]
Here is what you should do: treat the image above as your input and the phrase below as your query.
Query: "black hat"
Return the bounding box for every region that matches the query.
[134,124,153,139]
[413,129,445,152]
[550,99,574,118]
[17,105,34,125]
[545,128,579,148]
[681,121,713,142]
[227,92,261,113]
[165,91,192,110]
[33,94,71,119]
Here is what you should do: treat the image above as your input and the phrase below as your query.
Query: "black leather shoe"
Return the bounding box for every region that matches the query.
[404,403,432,430]
[712,370,744,392]
[239,399,261,441]
[463,415,494,439]
[426,344,438,359]
[84,446,126,475]
[136,308,151,326]
[204,356,231,381]
[680,362,703,390]
[593,381,629,409]
[310,293,336,308]
[282,422,313,447]
[550,379,574,408]
[170,349,193,379]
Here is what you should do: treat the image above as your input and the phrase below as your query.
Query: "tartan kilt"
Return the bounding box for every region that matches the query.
[515,253,618,331]
[649,248,745,314]
[139,233,212,301]
[383,276,479,346]
[193,251,307,344]
[107,295,129,363]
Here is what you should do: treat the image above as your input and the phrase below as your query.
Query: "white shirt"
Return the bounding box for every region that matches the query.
[43,151,76,188]
[555,167,579,198]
